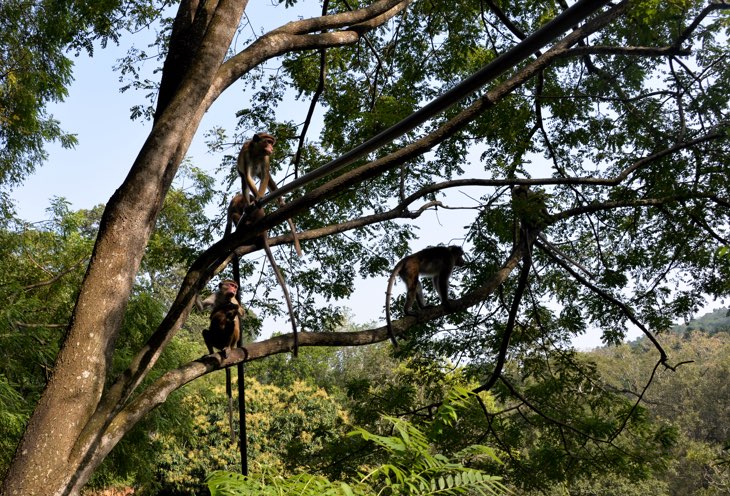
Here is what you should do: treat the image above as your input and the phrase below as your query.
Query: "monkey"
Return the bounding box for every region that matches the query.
[203,302,241,355]
[224,193,254,238]
[385,245,466,346]
[198,279,244,357]
[198,278,245,443]
[511,185,550,252]
[237,132,276,202]
[236,132,303,256]
[224,193,300,357]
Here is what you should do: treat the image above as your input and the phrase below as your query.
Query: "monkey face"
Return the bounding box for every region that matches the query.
[449,246,466,267]
[219,280,238,298]
[253,133,276,156]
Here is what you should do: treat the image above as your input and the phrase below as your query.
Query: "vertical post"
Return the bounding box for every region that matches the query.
[231,254,248,476]
[237,350,247,475]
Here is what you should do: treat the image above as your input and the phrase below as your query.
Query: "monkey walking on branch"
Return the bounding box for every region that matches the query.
[197,279,245,443]
[385,245,466,346]
[236,132,302,256]
[225,193,300,356]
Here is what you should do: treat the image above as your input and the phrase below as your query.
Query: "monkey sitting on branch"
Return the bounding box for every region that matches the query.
[225,193,300,357]
[236,132,302,256]
[197,278,245,443]
[511,185,550,241]
[385,245,465,346]
[197,279,245,357]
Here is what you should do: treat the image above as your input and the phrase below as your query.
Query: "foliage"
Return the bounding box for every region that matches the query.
[0,0,159,208]
[207,398,508,496]
[592,331,730,495]
[147,377,349,495]
[672,306,730,335]
[5,0,730,494]
[0,200,96,478]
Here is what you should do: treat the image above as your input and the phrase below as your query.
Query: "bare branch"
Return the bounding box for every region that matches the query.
[563,45,690,58]
[554,193,718,222]
[23,258,88,291]
[675,1,730,48]
[483,0,528,42]
[292,0,330,176]
[535,239,670,364]
[499,375,635,454]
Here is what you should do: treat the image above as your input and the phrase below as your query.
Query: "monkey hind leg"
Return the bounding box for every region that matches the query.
[202,329,216,355]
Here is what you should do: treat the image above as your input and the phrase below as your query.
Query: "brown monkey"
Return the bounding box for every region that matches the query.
[237,132,276,202]
[225,193,300,357]
[236,132,303,256]
[198,278,245,443]
[385,245,465,346]
[198,279,244,357]
[511,185,549,233]
[224,193,257,237]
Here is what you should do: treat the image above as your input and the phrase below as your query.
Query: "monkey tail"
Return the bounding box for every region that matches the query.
[262,238,299,357]
[225,367,235,444]
[286,217,303,257]
[384,262,403,347]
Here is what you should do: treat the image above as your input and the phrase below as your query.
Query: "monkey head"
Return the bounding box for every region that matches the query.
[253,133,276,156]
[219,279,238,299]
[451,246,466,268]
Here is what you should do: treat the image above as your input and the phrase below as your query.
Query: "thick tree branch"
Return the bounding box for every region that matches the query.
[475,234,533,394]
[214,0,410,93]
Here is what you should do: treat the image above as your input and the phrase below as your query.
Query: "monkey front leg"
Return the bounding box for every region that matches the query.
[257,173,272,199]
[245,174,260,203]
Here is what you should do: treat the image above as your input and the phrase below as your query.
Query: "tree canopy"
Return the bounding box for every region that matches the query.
[1,0,730,494]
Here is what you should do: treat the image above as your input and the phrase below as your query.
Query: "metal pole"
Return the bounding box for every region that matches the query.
[231,255,248,476]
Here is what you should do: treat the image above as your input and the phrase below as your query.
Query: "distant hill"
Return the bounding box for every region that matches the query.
[671,306,730,335]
